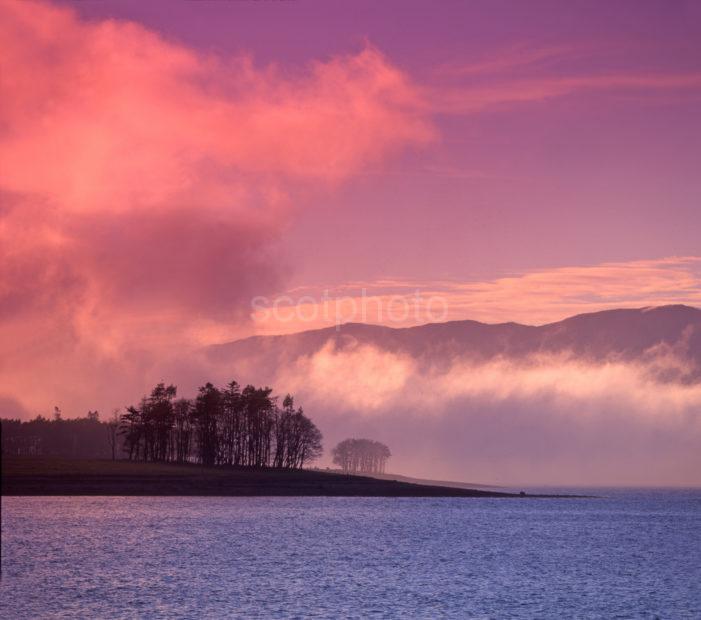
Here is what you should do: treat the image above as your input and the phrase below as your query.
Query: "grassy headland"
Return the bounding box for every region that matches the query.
[1,457,530,497]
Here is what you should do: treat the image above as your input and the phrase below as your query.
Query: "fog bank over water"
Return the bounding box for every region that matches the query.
[203,306,701,486]
[273,348,701,486]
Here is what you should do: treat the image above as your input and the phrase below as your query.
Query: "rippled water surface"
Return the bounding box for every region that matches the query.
[2,491,701,618]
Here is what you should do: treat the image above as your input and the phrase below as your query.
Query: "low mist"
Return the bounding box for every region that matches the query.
[270,340,701,486]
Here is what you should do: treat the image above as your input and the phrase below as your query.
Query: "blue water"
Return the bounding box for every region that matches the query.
[2,490,700,619]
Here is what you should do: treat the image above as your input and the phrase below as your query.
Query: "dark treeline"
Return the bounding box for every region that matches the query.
[1,382,323,469]
[120,382,322,468]
[332,438,391,474]
[1,409,119,459]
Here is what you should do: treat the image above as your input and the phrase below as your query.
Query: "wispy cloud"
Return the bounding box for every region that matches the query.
[250,257,701,334]
[431,73,701,114]
[425,41,701,113]
[435,44,577,77]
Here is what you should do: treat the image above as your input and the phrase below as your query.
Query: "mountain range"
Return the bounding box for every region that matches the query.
[207,305,701,380]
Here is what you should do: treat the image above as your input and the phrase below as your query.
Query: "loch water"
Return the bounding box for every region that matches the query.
[2,490,700,619]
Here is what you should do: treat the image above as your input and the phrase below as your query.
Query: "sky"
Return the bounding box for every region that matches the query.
[42,0,701,324]
[55,0,701,287]
[1,1,700,482]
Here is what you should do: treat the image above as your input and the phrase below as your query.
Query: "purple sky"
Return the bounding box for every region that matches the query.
[62,0,701,287]
[1,0,700,427]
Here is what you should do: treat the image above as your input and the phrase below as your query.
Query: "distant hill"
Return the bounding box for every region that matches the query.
[207,305,701,379]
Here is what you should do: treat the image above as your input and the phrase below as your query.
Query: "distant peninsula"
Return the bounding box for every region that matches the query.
[2,457,573,498]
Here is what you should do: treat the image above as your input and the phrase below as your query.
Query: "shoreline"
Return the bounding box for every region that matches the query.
[1,457,583,498]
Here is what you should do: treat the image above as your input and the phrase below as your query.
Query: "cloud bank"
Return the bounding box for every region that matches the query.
[0,1,432,414]
[273,339,701,486]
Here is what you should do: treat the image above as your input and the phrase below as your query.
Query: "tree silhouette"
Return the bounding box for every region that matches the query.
[107,410,119,461]
[2,412,117,458]
[117,381,323,469]
[2,379,323,470]
[332,438,391,474]
[192,382,221,467]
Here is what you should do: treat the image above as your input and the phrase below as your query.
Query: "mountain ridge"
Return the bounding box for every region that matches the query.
[215,304,699,342]
[204,305,701,386]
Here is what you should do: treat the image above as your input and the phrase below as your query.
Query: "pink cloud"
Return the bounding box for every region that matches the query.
[0,1,433,215]
[0,0,433,416]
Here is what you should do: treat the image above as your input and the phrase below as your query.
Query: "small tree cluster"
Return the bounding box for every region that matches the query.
[120,382,322,468]
[331,438,391,474]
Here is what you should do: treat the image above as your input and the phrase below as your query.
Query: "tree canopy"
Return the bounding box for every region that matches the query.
[331,438,391,474]
[2,381,323,470]
[119,382,322,468]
